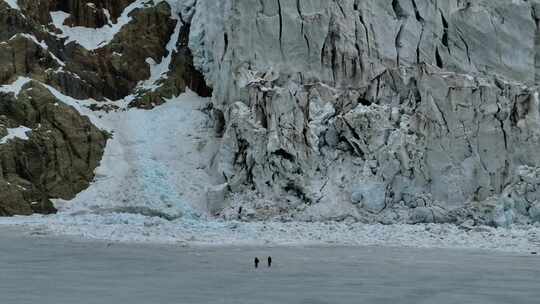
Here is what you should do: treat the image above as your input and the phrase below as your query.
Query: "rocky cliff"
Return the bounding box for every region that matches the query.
[2,0,540,227]
[0,0,208,215]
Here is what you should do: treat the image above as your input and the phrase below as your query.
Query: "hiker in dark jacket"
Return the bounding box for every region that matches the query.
[254,257,260,268]
[267,256,272,267]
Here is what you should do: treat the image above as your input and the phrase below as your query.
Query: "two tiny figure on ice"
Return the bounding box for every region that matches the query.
[254,256,271,268]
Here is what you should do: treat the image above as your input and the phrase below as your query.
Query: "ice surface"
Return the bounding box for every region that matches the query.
[0,231,539,304]
[49,0,184,51]
[0,126,31,144]
[0,76,31,97]
[2,0,19,10]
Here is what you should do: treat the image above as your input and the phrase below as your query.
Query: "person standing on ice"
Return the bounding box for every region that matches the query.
[267,256,272,267]
[254,257,260,268]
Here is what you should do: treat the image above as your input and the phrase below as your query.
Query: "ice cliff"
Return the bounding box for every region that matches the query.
[2,0,540,227]
[190,0,540,226]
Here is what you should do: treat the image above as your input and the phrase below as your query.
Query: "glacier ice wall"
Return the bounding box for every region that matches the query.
[188,0,540,226]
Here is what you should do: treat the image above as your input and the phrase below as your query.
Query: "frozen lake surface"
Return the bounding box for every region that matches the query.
[1,229,539,304]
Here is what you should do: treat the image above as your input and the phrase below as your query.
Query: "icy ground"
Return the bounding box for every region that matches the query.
[0,85,540,252]
[1,230,539,304]
[2,213,540,252]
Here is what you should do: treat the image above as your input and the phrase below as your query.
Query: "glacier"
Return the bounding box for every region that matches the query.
[2,0,540,250]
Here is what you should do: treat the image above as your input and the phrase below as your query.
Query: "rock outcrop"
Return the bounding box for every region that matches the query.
[0,81,107,215]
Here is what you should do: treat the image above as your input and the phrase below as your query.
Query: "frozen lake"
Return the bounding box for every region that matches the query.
[1,229,539,304]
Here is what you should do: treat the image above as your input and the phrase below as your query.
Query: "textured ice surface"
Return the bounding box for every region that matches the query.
[1,79,538,252]
[6,0,540,248]
[1,233,539,304]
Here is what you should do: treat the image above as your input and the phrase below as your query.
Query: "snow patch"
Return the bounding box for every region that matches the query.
[1,214,539,253]
[0,126,31,144]
[51,90,217,222]
[49,0,151,50]
[49,0,184,51]
[137,1,183,91]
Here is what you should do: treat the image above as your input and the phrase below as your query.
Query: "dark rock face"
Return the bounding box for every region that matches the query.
[44,1,179,101]
[0,0,211,216]
[0,2,32,40]
[166,15,212,98]
[0,82,107,215]
[130,13,212,109]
